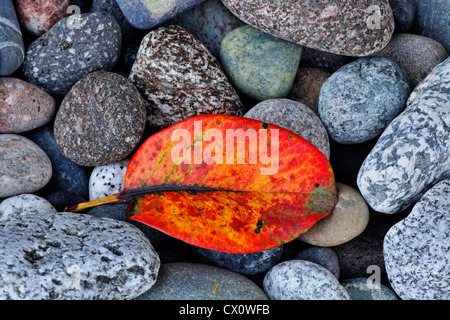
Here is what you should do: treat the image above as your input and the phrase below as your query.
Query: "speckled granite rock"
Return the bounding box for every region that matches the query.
[389,0,416,33]
[0,78,55,134]
[319,57,410,144]
[384,179,450,300]
[116,0,207,30]
[168,0,245,58]
[373,33,448,87]
[220,25,302,101]
[0,211,160,299]
[357,57,450,214]
[412,0,450,52]
[295,247,340,279]
[135,262,268,300]
[263,260,350,300]
[90,0,137,37]
[221,0,394,56]
[341,278,398,300]
[89,159,130,201]
[16,0,70,36]
[54,71,147,167]
[0,134,52,198]
[0,0,25,76]
[244,99,330,159]
[22,12,122,95]
[0,194,56,221]
[194,246,282,275]
[130,25,243,128]
[298,183,369,247]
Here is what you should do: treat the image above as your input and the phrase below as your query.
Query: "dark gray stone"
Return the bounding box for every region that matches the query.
[389,0,416,33]
[296,247,340,279]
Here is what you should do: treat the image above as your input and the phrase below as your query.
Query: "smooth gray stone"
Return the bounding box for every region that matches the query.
[0,0,25,76]
[341,278,398,300]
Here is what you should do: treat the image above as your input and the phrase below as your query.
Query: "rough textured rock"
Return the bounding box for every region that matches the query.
[22,12,122,95]
[244,98,330,159]
[319,57,410,144]
[0,134,52,198]
[341,278,398,300]
[54,70,147,167]
[0,194,56,220]
[116,0,207,30]
[90,0,137,37]
[298,183,369,247]
[0,78,55,134]
[357,57,450,214]
[0,211,160,300]
[384,179,450,300]
[372,33,448,88]
[15,0,70,36]
[220,25,302,101]
[135,262,268,300]
[263,260,350,300]
[0,0,25,76]
[221,0,394,56]
[89,159,130,201]
[129,25,243,129]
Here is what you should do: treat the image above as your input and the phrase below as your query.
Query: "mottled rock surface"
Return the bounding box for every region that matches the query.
[89,159,130,201]
[0,211,160,299]
[221,0,394,56]
[357,57,450,214]
[130,25,243,128]
[0,194,56,221]
[384,179,450,300]
[54,71,147,167]
[0,78,55,133]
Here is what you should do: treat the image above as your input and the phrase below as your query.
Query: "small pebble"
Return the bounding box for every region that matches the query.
[0,194,56,221]
[89,159,130,201]
[341,278,398,300]
[295,247,340,279]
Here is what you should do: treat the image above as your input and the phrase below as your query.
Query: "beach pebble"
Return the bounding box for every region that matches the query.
[54,70,147,167]
[287,67,331,115]
[384,179,450,300]
[298,183,369,247]
[135,262,268,300]
[221,0,394,56]
[0,211,160,299]
[244,99,330,159]
[116,0,207,30]
[22,12,122,95]
[357,57,450,214]
[389,0,416,33]
[0,134,52,198]
[319,57,410,144]
[194,246,283,275]
[0,0,25,76]
[89,0,137,37]
[220,25,302,101]
[167,0,245,58]
[0,194,56,221]
[263,260,350,300]
[295,247,340,279]
[89,159,129,201]
[15,0,70,36]
[129,25,243,129]
[373,33,448,87]
[341,278,398,300]
[0,78,55,134]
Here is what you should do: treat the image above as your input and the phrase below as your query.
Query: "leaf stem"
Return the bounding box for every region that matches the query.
[64,194,126,213]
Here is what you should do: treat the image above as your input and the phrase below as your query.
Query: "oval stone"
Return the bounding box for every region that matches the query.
[0,134,52,197]
[0,194,56,221]
[89,159,130,201]
[0,78,55,134]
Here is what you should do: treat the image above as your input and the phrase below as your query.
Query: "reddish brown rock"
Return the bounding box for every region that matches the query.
[0,78,55,133]
[287,68,331,114]
[16,0,70,36]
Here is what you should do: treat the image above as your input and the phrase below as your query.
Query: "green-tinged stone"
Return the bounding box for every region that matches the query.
[220,25,302,101]
[0,0,25,76]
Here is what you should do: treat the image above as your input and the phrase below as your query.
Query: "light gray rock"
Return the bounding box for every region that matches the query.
[0,211,160,300]
[135,262,268,300]
[0,194,56,221]
[89,159,130,201]
[357,57,450,214]
[319,57,410,144]
[0,134,52,197]
[383,179,450,300]
[244,98,330,159]
[263,260,350,300]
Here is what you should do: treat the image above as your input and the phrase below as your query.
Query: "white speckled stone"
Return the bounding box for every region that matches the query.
[383,179,450,300]
[357,57,450,214]
[0,194,56,221]
[263,260,350,300]
[89,159,129,201]
[0,211,160,300]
